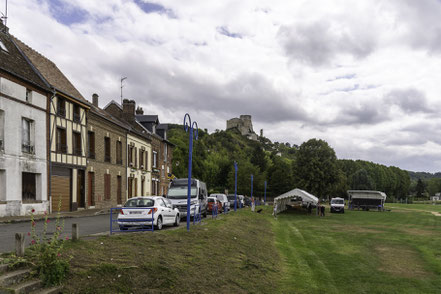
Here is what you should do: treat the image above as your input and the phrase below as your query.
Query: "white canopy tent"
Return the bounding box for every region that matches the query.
[273,188,319,214]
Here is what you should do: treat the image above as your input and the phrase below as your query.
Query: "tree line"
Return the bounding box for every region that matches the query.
[168,125,411,200]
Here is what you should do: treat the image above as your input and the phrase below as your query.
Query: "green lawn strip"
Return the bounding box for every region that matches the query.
[386,203,441,213]
[273,208,441,294]
[61,208,282,293]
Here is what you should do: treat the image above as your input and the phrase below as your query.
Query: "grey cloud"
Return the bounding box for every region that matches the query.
[97,51,310,124]
[277,21,376,66]
[385,88,433,114]
[392,0,441,53]
[315,102,389,127]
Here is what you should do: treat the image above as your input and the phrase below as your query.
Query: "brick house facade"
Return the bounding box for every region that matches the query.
[86,94,129,208]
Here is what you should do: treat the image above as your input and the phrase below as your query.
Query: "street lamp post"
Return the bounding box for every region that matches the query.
[251,174,253,199]
[234,161,238,212]
[184,113,198,231]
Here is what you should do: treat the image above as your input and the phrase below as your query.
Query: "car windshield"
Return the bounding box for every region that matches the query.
[208,198,215,202]
[124,198,155,207]
[227,196,235,200]
[331,199,344,204]
[167,187,197,199]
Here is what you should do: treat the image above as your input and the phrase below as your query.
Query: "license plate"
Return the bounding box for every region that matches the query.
[130,211,142,214]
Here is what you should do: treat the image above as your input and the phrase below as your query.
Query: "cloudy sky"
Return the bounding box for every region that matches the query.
[5,0,441,172]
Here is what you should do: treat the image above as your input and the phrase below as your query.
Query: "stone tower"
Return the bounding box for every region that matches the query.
[226,115,258,140]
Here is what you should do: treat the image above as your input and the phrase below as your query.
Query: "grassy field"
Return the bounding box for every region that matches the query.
[61,205,441,293]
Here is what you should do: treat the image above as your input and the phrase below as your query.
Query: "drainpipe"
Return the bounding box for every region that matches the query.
[48,88,56,213]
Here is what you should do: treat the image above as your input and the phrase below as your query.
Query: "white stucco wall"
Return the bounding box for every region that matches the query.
[0,78,48,216]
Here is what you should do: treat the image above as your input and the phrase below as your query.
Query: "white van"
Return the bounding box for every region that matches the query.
[330,197,345,213]
[167,178,208,218]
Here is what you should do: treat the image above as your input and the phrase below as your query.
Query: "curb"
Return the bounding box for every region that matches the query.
[0,209,110,224]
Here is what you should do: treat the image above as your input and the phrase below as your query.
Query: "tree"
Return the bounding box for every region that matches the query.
[415,179,426,198]
[293,139,340,198]
[350,169,375,190]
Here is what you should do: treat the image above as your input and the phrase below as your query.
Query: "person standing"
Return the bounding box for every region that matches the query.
[251,197,255,212]
[273,202,278,219]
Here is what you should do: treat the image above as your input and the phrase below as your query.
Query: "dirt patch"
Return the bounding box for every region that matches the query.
[376,245,430,278]
[401,227,436,236]
[430,211,441,217]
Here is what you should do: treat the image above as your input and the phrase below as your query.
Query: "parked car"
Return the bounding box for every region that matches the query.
[210,193,229,211]
[117,196,180,230]
[167,178,208,218]
[330,197,345,213]
[207,197,222,214]
[227,194,244,208]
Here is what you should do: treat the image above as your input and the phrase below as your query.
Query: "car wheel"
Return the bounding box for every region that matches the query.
[174,215,180,226]
[203,209,207,218]
[156,216,163,230]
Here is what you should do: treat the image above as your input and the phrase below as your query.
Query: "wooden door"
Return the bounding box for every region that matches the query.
[88,172,94,206]
[52,175,70,212]
[128,178,133,199]
[117,176,122,204]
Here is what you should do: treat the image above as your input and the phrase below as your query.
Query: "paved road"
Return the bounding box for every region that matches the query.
[0,213,207,253]
[0,214,110,253]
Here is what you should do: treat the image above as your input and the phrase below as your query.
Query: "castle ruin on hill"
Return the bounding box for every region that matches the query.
[226,115,259,141]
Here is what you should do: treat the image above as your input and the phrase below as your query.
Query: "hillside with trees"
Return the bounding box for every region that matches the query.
[168,124,412,200]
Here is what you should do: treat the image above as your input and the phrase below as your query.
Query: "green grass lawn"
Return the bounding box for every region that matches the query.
[60,205,441,293]
[386,203,441,213]
[274,206,441,294]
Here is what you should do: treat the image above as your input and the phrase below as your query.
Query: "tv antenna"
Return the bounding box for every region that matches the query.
[0,0,7,30]
[120,76,127,104]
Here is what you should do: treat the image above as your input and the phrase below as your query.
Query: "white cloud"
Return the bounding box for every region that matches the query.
[5,0,441,172]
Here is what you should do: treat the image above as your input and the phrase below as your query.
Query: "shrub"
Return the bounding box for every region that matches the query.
[28,200,70,286]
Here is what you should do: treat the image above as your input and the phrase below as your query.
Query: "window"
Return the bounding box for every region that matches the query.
[139,149,144,169]
[73,105,80,123]
[22,118,34,154]
[104,137,111,162]
[116,141,122,165]
[128,145,134,167]
[153,151,157,168]
[22,172,36,201]
[163,143,167,162]
[57,98,66,117]
[56,128,67,153]
[26,89,32,103]
[0,110,4,151]
[87,131,95,159]
[104,174,111,200]
[0,40,8,52]
[73,132,82,156]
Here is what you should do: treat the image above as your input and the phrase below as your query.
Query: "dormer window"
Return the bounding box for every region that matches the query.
[0,40,8,52]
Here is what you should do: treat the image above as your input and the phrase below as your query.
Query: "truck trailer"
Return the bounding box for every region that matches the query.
[347,190,387,211]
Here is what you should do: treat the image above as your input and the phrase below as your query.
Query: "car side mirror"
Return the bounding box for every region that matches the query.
[166,204,172,209]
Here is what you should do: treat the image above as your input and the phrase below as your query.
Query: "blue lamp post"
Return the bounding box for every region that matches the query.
[184,113,198,231]
[264,180,267,204]
[234,161,238,212]
[251,174,253,199]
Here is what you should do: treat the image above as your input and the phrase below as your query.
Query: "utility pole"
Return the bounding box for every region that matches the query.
[120,77,127,104]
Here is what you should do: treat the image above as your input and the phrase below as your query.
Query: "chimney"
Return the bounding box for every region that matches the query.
[122,99,136,122]
[136,106,144,115]
[92,93,99,107]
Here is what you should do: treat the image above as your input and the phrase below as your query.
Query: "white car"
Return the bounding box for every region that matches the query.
[210,193,229,211]
[117,196,180,230]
